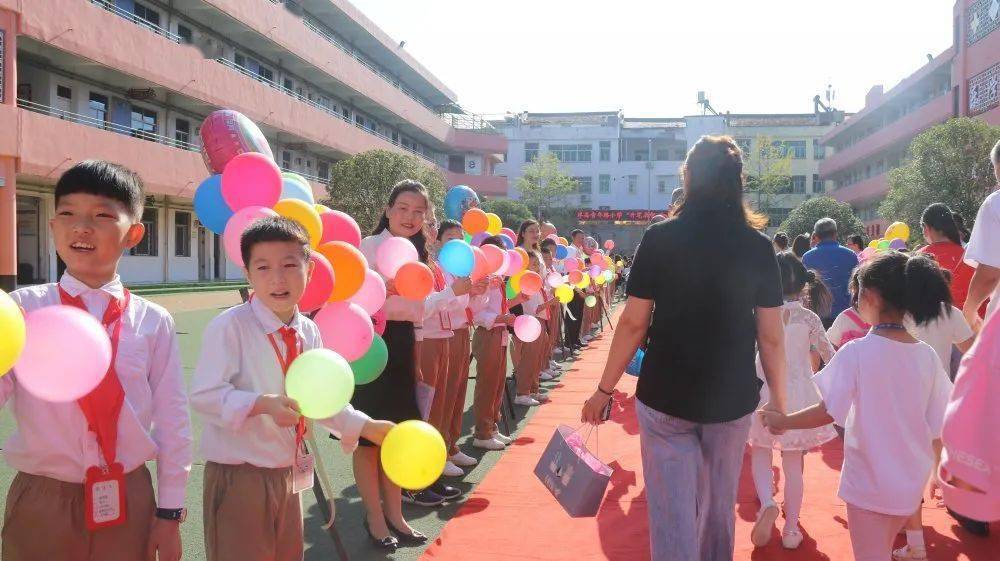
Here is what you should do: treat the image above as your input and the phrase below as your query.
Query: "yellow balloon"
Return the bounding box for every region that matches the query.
[555,284,574,304]
[313,203,331,215]
[868,239,879,249]
[380,420,447,490]
[885,221,910,242]
[486,213,502,235]
[509,271,525,294]
[594,274,606,286]
[0,290,26,374]
[273,198,322,247]
[576,272,591,289]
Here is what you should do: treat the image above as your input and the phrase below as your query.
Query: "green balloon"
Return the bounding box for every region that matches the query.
[350,335,388,385]
[585,295,597,308]
[877,239,891,251]
[505,280,518,300]
[463,232,473,243]
[285,349,355,419]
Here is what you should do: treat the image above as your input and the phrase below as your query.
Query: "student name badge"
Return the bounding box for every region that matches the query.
[292,452,315,494]
[84,463,127,531]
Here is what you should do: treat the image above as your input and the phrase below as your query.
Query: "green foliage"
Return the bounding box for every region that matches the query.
[480,198,534,229]
[325,150,446,235]
[744,135,793,221]
[515,152,579,216]
[779,196,865,241]
[880,118,1000,243]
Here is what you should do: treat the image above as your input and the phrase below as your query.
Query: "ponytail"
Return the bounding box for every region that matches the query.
[858,252,951,326]
[953,212,971,244]
[804,269,833,319]
[920,203,962,246]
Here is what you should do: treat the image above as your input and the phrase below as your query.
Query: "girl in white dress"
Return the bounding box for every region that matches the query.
[749,251,838,550]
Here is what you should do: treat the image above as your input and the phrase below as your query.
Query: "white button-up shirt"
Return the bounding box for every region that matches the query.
[471,278,510,346]
[3,274,193,508]
[189,297,370,468]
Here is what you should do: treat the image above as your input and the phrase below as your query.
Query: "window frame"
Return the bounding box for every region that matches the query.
[130,208,159,257]
[174,210,192,257]
[599,140,611,161]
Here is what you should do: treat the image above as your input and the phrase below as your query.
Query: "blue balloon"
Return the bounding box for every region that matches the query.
[438,239,475,277]
[444,185,480,220]
[554,244,569,260]
[280,176,315,204]
[193,175,233,234]
[498,234,514,249]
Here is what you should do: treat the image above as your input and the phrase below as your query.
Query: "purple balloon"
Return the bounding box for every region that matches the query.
[889,238,907,250]
[471,232,489,246]
[498,234,515,249]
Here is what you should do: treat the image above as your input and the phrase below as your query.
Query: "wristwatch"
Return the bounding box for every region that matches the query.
[155,508,187,523]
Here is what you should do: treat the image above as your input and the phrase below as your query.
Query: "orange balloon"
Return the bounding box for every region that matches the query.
[462,208,489,235]
[470,246,489,282]
[568,270,583,284]
[520,271,543,296]
[316,241,367,301]
[558,237,569,246]
[515,247,530,271]
[395,262,434,300]
[481,244,506,275]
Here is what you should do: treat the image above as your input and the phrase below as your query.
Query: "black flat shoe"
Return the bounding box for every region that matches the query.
[387,521,428,545]
[364,519,399,551]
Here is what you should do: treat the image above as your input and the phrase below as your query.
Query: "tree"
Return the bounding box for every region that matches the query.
[480,198,534,229]
[515,152,579,218]
[743,135,793,223]
[325,149,446,235]
[880,118,1000,243]
[779,196,865,242]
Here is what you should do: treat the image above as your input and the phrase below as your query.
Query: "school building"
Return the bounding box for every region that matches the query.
[819,0,1000,239]
[0,0,507,290]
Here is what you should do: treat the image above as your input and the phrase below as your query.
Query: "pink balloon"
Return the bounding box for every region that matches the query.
[221,152,282,211]
[319,210,362,248]
[504,250,524,276]
[313,302,374,362]
[223,206,278,266]
[348,269,387,316]
[501,228,518,245]
[590,265,601,278]
[513,315,541,343]
[199,109,274,174]
[372,309,387,336]
[299,252,335,313]
[16,306,111,402]
[564,259,580,272]
[546,234,559,241]
[604,240,615,250]
[546,272,563,288]
[376,237,418,279]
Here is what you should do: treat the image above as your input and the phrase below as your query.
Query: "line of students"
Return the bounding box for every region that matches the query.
[0,161,618,560]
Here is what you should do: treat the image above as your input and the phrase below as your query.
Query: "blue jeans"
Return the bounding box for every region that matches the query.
[636,399,752,561]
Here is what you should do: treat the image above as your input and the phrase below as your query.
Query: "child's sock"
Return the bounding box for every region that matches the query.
[750,446,776,507]
[781,451,804,530]
[906,530,925,550]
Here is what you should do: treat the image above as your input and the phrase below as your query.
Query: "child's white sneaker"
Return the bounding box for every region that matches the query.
[531,393,550,403]
[472,437,505,451]
[893,545,927,560]
[514,395,540,406]
[781,525,803,549]
[449,451,478,467]
[539,371,554,381]
[493,430,513,445]
[442,461,464,477]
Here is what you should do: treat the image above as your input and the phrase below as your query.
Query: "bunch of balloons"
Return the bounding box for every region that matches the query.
[860,221,909,262]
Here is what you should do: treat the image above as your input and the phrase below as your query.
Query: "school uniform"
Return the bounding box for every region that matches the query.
[514,287,550,397]
[470,277,510,439]
[442,282,477,455]
[1,273,193,561]
[419,262,469,437]
[189,296,370,561]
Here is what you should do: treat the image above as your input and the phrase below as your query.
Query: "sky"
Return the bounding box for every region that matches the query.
[348,0,954,117]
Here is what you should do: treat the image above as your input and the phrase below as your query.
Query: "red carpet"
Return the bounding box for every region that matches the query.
[421,311,997,561]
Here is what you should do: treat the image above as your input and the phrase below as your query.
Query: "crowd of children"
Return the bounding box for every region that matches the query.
[0,160,618,559]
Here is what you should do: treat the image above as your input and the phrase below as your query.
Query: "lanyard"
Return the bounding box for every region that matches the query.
[266,330,307,458]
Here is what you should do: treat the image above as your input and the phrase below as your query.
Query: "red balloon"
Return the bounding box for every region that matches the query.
[319,209,362,248]
[470,246,489,282]
[481,244,507,275]
[199,109,274,174]
[395,262,434,300]
[299,253,335,313]
[519,271,543,296]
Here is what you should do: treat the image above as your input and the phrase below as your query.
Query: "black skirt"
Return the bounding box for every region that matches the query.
[347,320,421,447]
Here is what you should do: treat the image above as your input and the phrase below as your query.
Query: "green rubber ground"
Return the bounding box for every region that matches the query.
[0,294,592,561]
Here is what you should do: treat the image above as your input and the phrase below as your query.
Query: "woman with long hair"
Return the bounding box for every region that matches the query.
[917,203,975,309]
[581,136,787,560]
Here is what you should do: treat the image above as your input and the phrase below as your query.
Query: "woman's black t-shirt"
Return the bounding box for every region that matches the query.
[626,212,783,423]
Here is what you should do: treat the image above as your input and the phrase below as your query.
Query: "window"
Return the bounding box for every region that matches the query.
[549,144,592,162]
[774,140,807,159]
[812,174,825,193]
[174,211,191,257]
[599,174,610,194]
[769,208,792,224]
[130,106,157,139]
[175,118,190,144]
[57,85,72,100]
[317,161,330,180]
[133,3,161,28]
[355,114,364,127]
[234,53,246,67]
[657,176,669,193]
[177,24,193,44]
[791,175,807,194]
[524,142,539,162]
[580,194,592,205]
[284,78,295,91]
[813,139,825,160]
[88,93,108,128]
[627,175,637,194]
[575,177,593,194]
[131,208,159,256]
[633,149,649,161]
[599,141,611,161]
[281,151,291,169]
[341,106,351,120]
[655,149,671,161]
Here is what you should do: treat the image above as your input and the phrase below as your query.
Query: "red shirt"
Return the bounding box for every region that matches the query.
[918,241,974,309]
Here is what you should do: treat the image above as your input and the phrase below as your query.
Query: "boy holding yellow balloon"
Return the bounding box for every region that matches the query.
[1,161,192,561]
[189,216,394,561]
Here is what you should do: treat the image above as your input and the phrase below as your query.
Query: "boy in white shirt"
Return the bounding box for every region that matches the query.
[2,160,192,561]
[189,216,393,561]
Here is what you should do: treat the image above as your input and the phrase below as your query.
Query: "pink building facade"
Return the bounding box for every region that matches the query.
[820,0,1000,239]
[0,0,506,289]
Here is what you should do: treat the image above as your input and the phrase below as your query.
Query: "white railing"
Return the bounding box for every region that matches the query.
[280,167,330,186]
[439,112,499,133]
[214,57,436,164]
[18,98,201,152]
[89,0,183,43]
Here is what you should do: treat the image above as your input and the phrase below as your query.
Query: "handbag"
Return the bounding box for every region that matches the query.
[534,424,613,517]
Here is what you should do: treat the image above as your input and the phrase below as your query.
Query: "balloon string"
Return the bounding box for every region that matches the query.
[563,303,576,322]
[306,427,337,529]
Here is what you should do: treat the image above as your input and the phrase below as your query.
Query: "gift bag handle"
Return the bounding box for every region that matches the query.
[571,423,600,458]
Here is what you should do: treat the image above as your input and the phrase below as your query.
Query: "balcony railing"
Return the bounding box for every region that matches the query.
[89,0,182,43]
[17,98,201,152]
[280,166,330,186]
[439,112,499,134]
[214,57,436,164]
